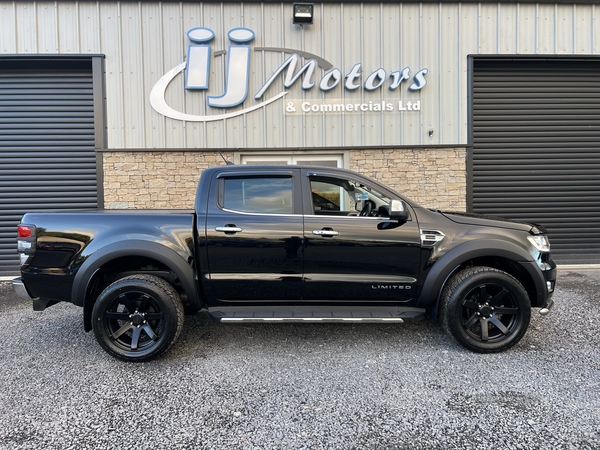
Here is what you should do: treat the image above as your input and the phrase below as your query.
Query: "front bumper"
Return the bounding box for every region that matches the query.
[12,277,32,301]
[522,258,556,307]
[541,261,557,297]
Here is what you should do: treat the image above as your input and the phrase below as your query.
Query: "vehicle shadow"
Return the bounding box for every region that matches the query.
[167,310,452,361]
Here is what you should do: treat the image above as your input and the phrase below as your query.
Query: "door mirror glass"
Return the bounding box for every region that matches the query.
[389,199,409,221]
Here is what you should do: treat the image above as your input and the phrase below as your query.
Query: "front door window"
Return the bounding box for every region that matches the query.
[309,176,392,217]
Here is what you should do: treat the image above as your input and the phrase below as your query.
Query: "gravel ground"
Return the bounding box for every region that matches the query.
[0,269,598,450]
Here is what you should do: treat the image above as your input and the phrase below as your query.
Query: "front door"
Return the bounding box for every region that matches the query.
[205,170,304,301]
[301,169,421,301]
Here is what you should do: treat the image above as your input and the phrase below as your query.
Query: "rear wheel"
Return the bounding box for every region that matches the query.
[440,267,531,353]
[92,274,184,362]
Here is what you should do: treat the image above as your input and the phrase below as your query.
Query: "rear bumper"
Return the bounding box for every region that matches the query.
[12,277,55,311]
[12,278,32,301]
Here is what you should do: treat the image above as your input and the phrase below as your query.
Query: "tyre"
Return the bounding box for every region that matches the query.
[440,266,531,353]
[92,274,184,362]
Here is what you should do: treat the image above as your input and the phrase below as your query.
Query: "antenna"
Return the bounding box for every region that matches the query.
[218,151,234,165]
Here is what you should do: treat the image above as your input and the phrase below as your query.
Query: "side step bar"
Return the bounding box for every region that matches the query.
[208,306,426,323]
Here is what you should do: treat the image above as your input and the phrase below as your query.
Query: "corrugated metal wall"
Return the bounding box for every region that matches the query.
[471,57,600,264]
[2,1,599,150]
[0,60,98,276]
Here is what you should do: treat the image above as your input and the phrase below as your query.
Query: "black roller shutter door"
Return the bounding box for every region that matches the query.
[0,60,98,276]
[471,58,600,264]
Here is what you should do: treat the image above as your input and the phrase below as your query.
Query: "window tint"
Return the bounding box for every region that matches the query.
[222,177,293,214]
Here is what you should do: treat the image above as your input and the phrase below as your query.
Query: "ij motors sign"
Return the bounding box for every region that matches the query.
[150,27,428,122]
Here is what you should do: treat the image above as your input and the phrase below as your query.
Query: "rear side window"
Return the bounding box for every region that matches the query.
[222,177,293,214]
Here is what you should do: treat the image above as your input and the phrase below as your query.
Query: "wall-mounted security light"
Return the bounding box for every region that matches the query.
[293,3,314,25]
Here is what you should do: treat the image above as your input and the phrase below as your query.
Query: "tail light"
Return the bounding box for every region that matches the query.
[17,225,35,239]
[17,224,36,268]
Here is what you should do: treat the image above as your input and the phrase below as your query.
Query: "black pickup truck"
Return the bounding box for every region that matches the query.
[13,165,556,361]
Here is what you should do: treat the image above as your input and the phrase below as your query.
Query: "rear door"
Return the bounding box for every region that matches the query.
[205,169,304,301]
[301,169,421,301]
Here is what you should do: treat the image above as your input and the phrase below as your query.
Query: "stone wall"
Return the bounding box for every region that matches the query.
[102,151,234,209]
[349,148,467,210]
[102,148,466,210]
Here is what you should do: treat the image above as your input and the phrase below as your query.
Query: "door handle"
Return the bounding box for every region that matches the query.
[215,225,243,233]
[312,229,339,237]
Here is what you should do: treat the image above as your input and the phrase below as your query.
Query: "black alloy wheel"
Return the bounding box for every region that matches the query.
[440,267,531,353]
[92,274,184,362]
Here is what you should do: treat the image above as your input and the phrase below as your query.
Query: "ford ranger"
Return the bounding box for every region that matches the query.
[12,165,556,361]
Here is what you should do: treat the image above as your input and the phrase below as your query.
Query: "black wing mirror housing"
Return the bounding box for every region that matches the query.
[389,199,409,221]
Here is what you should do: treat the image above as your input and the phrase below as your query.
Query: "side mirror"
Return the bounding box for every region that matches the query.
[389,199,409,221]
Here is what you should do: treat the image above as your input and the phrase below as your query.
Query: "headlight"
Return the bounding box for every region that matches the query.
[528,235,550,252]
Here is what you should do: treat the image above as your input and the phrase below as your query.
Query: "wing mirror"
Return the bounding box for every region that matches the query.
[389,199,409,221]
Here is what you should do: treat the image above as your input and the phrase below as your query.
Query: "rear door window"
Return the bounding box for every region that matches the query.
[222,177,293,214]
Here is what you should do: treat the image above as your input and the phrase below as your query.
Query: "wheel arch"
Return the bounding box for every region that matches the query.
[419,239,545,320]
[73,240,200,331]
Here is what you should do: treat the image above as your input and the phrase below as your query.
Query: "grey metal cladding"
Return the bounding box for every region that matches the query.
[471,57,600,264]
[0,61,98,276]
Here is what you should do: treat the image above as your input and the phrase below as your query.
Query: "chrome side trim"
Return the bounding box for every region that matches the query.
[210,273,302,281]
[304,273,417,283]
[220,208,300,218]
[218,208,405,221]
[221,317,405,323]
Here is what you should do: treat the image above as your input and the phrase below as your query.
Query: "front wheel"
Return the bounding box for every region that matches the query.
[92,274,184,362]
[440,267,531,353]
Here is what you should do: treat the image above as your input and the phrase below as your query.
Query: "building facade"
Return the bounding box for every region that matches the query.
[2,0,600,275]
